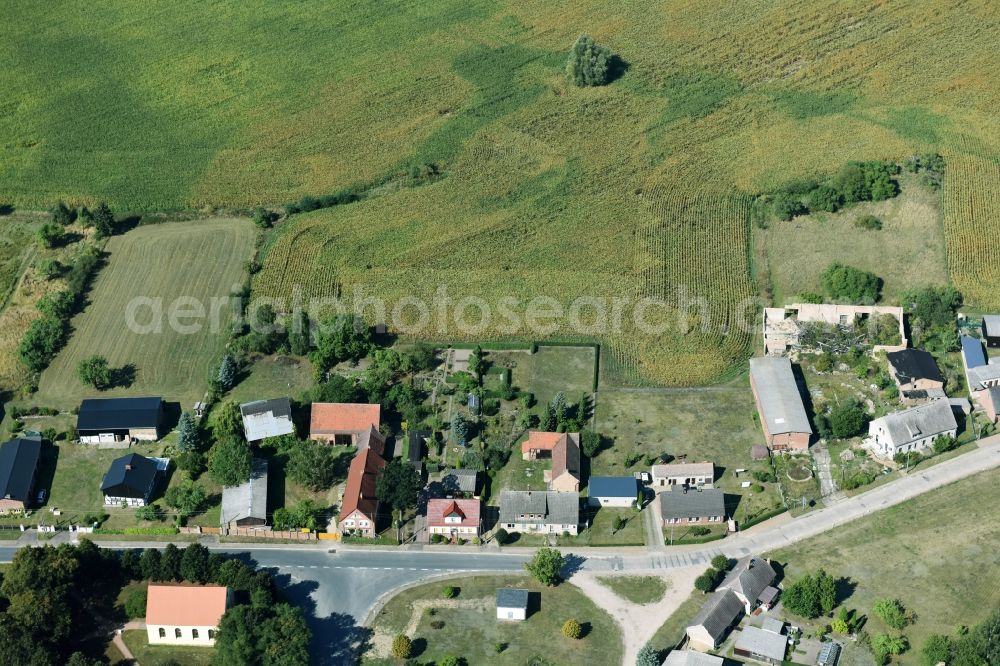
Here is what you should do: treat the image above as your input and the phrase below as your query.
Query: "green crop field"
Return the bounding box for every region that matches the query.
[30,219,254,409]
[3,1,1000,383]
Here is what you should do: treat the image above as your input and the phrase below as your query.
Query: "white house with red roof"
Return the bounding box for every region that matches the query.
[426,498,481,540]
[146,584,232,646]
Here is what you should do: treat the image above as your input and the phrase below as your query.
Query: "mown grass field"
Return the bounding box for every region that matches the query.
[769,469,1000,657]
[3,1,1000,384]
[31,219,254,409]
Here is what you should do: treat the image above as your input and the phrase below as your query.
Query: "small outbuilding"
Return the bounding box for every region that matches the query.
[221,458,269,532]
[240,398,294,444]
[886,349,945,391]
[587,476,637,507]
[817,641,842,666]
[983,315,1000,348]
[496,588,529,621]
[661,650,724,666]
[734,625,788,664]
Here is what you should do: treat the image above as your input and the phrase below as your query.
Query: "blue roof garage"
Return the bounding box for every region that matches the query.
[587,476,637,507]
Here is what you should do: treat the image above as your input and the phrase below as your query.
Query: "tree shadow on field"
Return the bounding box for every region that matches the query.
[110,363,137,389]
[0,204,14,216]
[607,55,630,83]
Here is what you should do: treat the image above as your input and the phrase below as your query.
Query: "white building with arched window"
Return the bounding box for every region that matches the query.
[146,584,232,646]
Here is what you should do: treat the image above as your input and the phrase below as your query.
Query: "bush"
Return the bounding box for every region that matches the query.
[562,618,583,639]
[430,620,445,630]
[494,641,506,653]
[808,184,843,212]
[123,589,147,619]
[566,35,614,87]
[438,657,462,666]
[873,598,909,630]
[690,526,710,536]
[494,528,509,545]
[773,193,808,220]
[827,400,869,438]
[442,586,458,599]
[821,262,881,303]
[871,633,908,664]
[390,634,412,659]
[932,435,959,455]
[856,215,883,230]
[637,644,661,666]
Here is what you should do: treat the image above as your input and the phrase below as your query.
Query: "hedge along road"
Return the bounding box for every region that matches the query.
[0,436,997,662]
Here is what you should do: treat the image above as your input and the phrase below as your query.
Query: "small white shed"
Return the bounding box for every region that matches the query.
[496,588,529,621]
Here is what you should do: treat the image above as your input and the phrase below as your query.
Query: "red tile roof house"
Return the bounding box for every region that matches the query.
[426,498,481,541]
[521,432,581,492]
[338,447,386,538]
[310,403,384,454]
[146,584,232,646]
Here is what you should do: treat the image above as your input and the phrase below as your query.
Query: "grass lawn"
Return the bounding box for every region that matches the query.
[596,575,669,605]
[224,354,314,405]
[768,469,1000,653]
[528,346,597,405]
[0,439,222,532]
[32,218,255,410]
[758,174,948,306]
[363,574,622,665]
[121,630,214,666]
[594,383,784,525]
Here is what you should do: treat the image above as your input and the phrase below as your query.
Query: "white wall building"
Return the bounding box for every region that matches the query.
[865,398,958,459]
[146,584,232,647]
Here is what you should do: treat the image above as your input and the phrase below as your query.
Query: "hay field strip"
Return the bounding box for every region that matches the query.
[32,218,254,408]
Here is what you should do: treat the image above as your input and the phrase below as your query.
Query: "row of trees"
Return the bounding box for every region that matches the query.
[18,243,103,373]
[760,160,905,223]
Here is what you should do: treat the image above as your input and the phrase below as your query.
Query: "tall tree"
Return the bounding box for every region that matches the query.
[176,411,200,453]
[92,202,115,239]
[164,479,207,520]
[565,34,613,86]
[217,354,237,391]
[375,458,422,513]
[210,437,252,487]
[179,544,211,583]
[524,547,565,586]
[76,355,112,389]
[288,439,339,491]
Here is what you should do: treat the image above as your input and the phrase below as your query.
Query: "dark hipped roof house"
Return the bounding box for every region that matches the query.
[101,453,159,507]
[886,349,945,392]
[0,436,42,513]
[77,397,164,444]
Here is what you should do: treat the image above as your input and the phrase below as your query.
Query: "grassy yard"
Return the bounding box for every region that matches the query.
[594,383,784,525]
[768,469,1000,655]
[363,574,622,665]
[595,575,669,605]
[0,439,222,532]
[758,174,949,306]
[224,354,314,406]
[121,630,214,666]
[31,218,254,410]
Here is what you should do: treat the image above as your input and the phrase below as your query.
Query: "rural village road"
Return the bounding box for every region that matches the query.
[0,435,997,663]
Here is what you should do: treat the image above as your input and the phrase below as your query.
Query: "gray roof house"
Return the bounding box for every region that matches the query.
[662,651,724,666]
[865,398,958,459]
[499,490,580,535]
[221,458,269,531]
[685,589,744,650]
[734,625,788,664]
[240,398,294,443]
[749,357,812,451]
[659,487,726,525]
[719,555,778,612]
